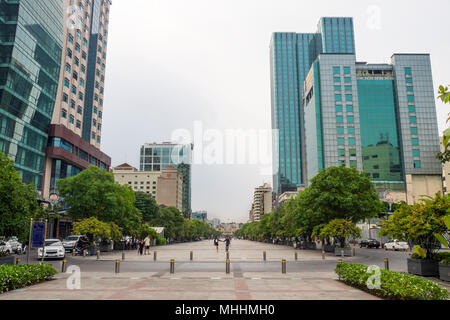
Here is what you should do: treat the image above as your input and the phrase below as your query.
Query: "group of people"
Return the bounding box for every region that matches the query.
[213,236,231,252]
[137,236,151,255]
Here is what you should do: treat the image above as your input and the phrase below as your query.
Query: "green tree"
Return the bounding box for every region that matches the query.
[379,193,450,258]
[319,219,361,248]
[0,151,39,241]
[56,166,142,234]
[73,217,111,244]
[134,191,160,223]
[437,85,450,163]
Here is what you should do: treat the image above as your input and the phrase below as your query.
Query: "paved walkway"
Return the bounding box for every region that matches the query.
[0,240,378,300]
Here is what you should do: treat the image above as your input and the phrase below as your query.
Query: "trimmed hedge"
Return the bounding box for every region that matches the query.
[335,263,449,300]
[156,238,166,245]
[0,263,57,294]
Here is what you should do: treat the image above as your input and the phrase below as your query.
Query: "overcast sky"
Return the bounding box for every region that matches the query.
[101,0,450,223]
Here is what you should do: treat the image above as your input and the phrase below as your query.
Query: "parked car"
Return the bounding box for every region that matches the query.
[6,237,22,254]
[62,235,84,252]
[360,239,381,248]
[384,239,409,251]
[0,241,13,254]
[37,239,65,260]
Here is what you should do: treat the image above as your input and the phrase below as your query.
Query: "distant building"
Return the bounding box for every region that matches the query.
[156,166,183,211]
[210,218,221,228]
[250,183,273,222]
[192,211,208,222]
[278,186,305,206]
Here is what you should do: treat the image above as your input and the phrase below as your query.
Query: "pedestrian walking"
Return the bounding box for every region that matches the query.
[144,236,151,255]
[222,236,231,251]
[213,237,219,252]
[138,240,144,255]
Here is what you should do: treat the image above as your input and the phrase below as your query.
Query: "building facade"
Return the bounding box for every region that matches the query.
[42,0,112,199]
[0,0,64,190]
[140,142,193,217]
[112,163,159,198]
[249,183,273,222]
[271,17,443,204]
[270,17,355,196]
[156,166,183,211]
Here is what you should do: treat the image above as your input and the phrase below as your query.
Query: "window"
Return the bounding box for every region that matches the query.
[98,124,102,131]
[349,149,357,157]
[93,119,97,127]
[412,138,419,146]
[335,94,342,102]
[336,105,343,112]
[348,127,355,134]
[333,66,340,74]
[405,78,413,83]
[71,86,77,94]
[69,115,75,124]
[406,86,414,92]
[405,67,412,75]
[414,160,421,168]
[70,100,76,109]
[346,105,353,112]
[334,85,341,91]
[409,116,417,124]
[334,77,341,83]
[338,138,345,146]
[408,105,416,113]
[345,94,353,102]
[77,106,83,115]
[339,160,346,167]
[80,78,84,87]
[64,78,70,88]
[68,34,74,43]
[350,160,357,168]
[337,127,344,135]
[81,64,86,73]
[407,95,415,103]
[94,106,98,114]
[78,92,84,101]
[76,120,81,129]
[347,115,354,123]
[348,137,356,145]
[67,48,72,58]
[412,149,420,157]
[75,43,81,53]
[73,71,78,80]
[99,111,103,119]
[410,127,418,135]
[74,57,79,66]
[92,132,96,140]
[336,115,343,123]
[97,136,101,143]
[63,93,68,103]
[338,149,345,157]
[61,109,67,118]
[344,85,352,91]
[76,30,81,39]
[83,38,88,47]
[344,67,351,74]
[344,77,351,83]
[82,51,87,60]
[65,64,71,72]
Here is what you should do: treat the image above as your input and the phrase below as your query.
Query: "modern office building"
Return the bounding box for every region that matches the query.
[42,0,112,199]
[0,0,64,190]
[140,142,193,217]
[271,17,443,204]
[249,183,273,222]
[192,211,207,222]
[270,17,355,195]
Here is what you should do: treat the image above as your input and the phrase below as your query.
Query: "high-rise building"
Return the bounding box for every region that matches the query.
[157,166,183,211]
[249,183,273,222]
[0,0,64,190]
[271,17,443,204]
[270,17,355,195]
[140,142,193,217]
[42,0,112,199]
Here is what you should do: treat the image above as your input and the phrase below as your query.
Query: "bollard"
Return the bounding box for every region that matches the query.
[115,260,120,274]
[83,249,86,257]
[190,251,193,261]
[322,250,325,260]
[170,259,175,274]
[226,260,230,274]
[154,251,157,261]
[384,258,389,270]
[62,260,67,273]
[226,251,230,260]
[263,251,266,261]
[341,249,344,258]
[294,251,298,261]
[122,251,125,261]
[282,259,287,274]
[338,259,343,264]
[97,250,100,260]
[16,258,21,265]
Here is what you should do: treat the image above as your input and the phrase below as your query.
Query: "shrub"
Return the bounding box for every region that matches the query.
[0,263,57,294]
[335,263,449,300]
[156,238,166,245]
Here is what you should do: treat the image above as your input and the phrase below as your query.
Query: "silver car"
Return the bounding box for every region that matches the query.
[37,239,66,260]
[0,241,13,254]
[62,235,84,252]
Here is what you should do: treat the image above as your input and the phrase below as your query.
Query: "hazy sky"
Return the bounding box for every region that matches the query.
[101,0,450,223]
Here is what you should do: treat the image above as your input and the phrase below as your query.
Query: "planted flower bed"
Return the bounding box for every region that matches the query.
[335,263,449,300]
[0,263,57,294]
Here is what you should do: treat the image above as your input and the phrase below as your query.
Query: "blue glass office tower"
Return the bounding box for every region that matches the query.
[270,17,355,195]
[0,0,63,190]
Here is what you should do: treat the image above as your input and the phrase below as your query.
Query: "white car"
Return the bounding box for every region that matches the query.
[384,240,409,251]
[62,235,84,252]
[0,241,13,254]
[6,238,23,254]
[37,239,66,260]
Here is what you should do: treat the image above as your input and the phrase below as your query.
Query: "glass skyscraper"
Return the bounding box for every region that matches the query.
[0,0,63,190]
[270,17,355,195]
[140,142,193,217]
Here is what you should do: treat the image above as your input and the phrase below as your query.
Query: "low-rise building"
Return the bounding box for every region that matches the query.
[249,183,273,222]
